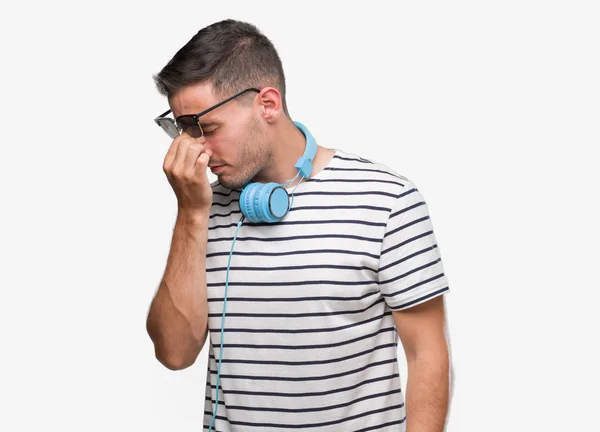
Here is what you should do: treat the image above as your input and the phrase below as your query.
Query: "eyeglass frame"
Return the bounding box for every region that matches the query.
[154,87,261,139]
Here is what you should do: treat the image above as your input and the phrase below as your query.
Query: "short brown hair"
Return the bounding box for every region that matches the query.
[153,19,289,116]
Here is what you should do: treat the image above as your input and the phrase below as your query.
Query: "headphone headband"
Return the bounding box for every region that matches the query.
[239,121,317,223]
[293,121,317,178]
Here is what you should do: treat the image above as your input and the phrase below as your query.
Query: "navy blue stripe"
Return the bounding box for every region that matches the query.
[206,398,225,406]
[212,188,236,197]
[209,327,395,351]
[207,311,391,336]
[397,187,416,199]
[209,218,386,230]
[384,215,430,239]
[293,190,398,198]
[380,230,434,256]
[378,245,438,273]
[378,259,441,285]
[202,414,230,428]
[208,233,383,244]
[308,178,405,187]
[208,342,397,366]
[205,388,402,414]
[207,263,378,274]
[210,209,241,219]
[382,274,446,298]
[212,199,239,207]
[250,219,386,228]
[207,290,379,305]
[213,189,399,207]
[206,248,379,260]
[389,200,426,220]
[352,418,407,432]
[212,183,241,192]
[391,286,449,310]
[208,358,397,382]
[207,278,377,288]
[203,403,404,429]
[333,155,374,164]
[324,166,402,177]
[207,373,400,398]
[208,296,385,318]
[290,204,390,212]
[209,205,389,220]
[216,324,395,352]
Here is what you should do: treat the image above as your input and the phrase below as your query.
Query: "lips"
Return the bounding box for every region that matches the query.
[210,165,225,173]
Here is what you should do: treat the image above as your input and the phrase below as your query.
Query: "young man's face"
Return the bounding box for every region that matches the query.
[168,82,271,190]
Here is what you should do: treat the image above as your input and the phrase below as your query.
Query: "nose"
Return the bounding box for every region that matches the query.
[198,137,214,158]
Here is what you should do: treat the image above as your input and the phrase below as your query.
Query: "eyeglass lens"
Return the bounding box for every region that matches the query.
[176,116,203,138]
[156,118,180,139]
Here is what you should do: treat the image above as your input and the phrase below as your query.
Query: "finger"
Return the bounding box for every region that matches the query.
[163,132,189,174]
[163,138,179,175]
[198,147,213,166]
[183,142,206,175]
[173,136,197,176]
[190,136,210,169]
[195,152,211,178]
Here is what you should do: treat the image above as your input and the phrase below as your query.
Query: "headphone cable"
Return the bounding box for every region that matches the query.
[208,214,245,431]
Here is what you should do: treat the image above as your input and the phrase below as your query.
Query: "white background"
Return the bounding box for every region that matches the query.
[1,1,599,431]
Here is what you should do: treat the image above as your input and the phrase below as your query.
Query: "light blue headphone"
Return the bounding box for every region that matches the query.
[239,121,317,223]
[209,121,316,432]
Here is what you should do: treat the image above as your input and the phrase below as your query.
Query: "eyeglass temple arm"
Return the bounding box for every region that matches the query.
[158,108,172,118]
[192,88,261,118]
[156,87,259,121]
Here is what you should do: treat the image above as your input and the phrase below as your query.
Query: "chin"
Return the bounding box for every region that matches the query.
[218,175,244,191]
[219,164,260,191]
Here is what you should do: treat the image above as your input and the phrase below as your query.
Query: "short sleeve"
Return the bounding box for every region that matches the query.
[378,180,450,310]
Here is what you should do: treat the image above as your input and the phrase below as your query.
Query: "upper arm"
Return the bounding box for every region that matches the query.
[392,295,449,361]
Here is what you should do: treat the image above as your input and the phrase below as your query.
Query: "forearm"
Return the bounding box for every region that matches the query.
[405,349,450,432]
[146,211,210,369]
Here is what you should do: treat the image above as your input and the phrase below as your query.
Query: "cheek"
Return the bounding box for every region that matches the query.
[207,136,237,165]
[204,136,226,157]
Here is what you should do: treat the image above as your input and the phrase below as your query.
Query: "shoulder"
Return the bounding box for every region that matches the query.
[331,148,415,197]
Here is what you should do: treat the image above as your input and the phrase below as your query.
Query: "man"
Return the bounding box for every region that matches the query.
[146,19,451,432]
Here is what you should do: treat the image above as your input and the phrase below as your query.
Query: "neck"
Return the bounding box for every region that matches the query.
[252,119,315,186]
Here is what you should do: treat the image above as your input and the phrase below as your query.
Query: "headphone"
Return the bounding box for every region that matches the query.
[208,121,317,432]
[238,121,317,223]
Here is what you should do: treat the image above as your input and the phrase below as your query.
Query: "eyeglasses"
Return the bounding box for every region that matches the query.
[154,88,260,139]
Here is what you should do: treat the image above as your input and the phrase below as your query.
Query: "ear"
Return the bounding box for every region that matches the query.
[257,87,282,123]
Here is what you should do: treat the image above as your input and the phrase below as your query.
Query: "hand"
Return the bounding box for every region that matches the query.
[163,133,213,214]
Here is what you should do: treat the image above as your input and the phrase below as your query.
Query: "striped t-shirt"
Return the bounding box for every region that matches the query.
[203,148,450,431]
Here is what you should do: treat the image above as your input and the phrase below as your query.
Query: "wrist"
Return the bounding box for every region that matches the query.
[176,208,210,227]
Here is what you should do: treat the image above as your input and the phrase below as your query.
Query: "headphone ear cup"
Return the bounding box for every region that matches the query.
[240,182,289,223]
[265,186,289,220]
[240,182,261,222]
